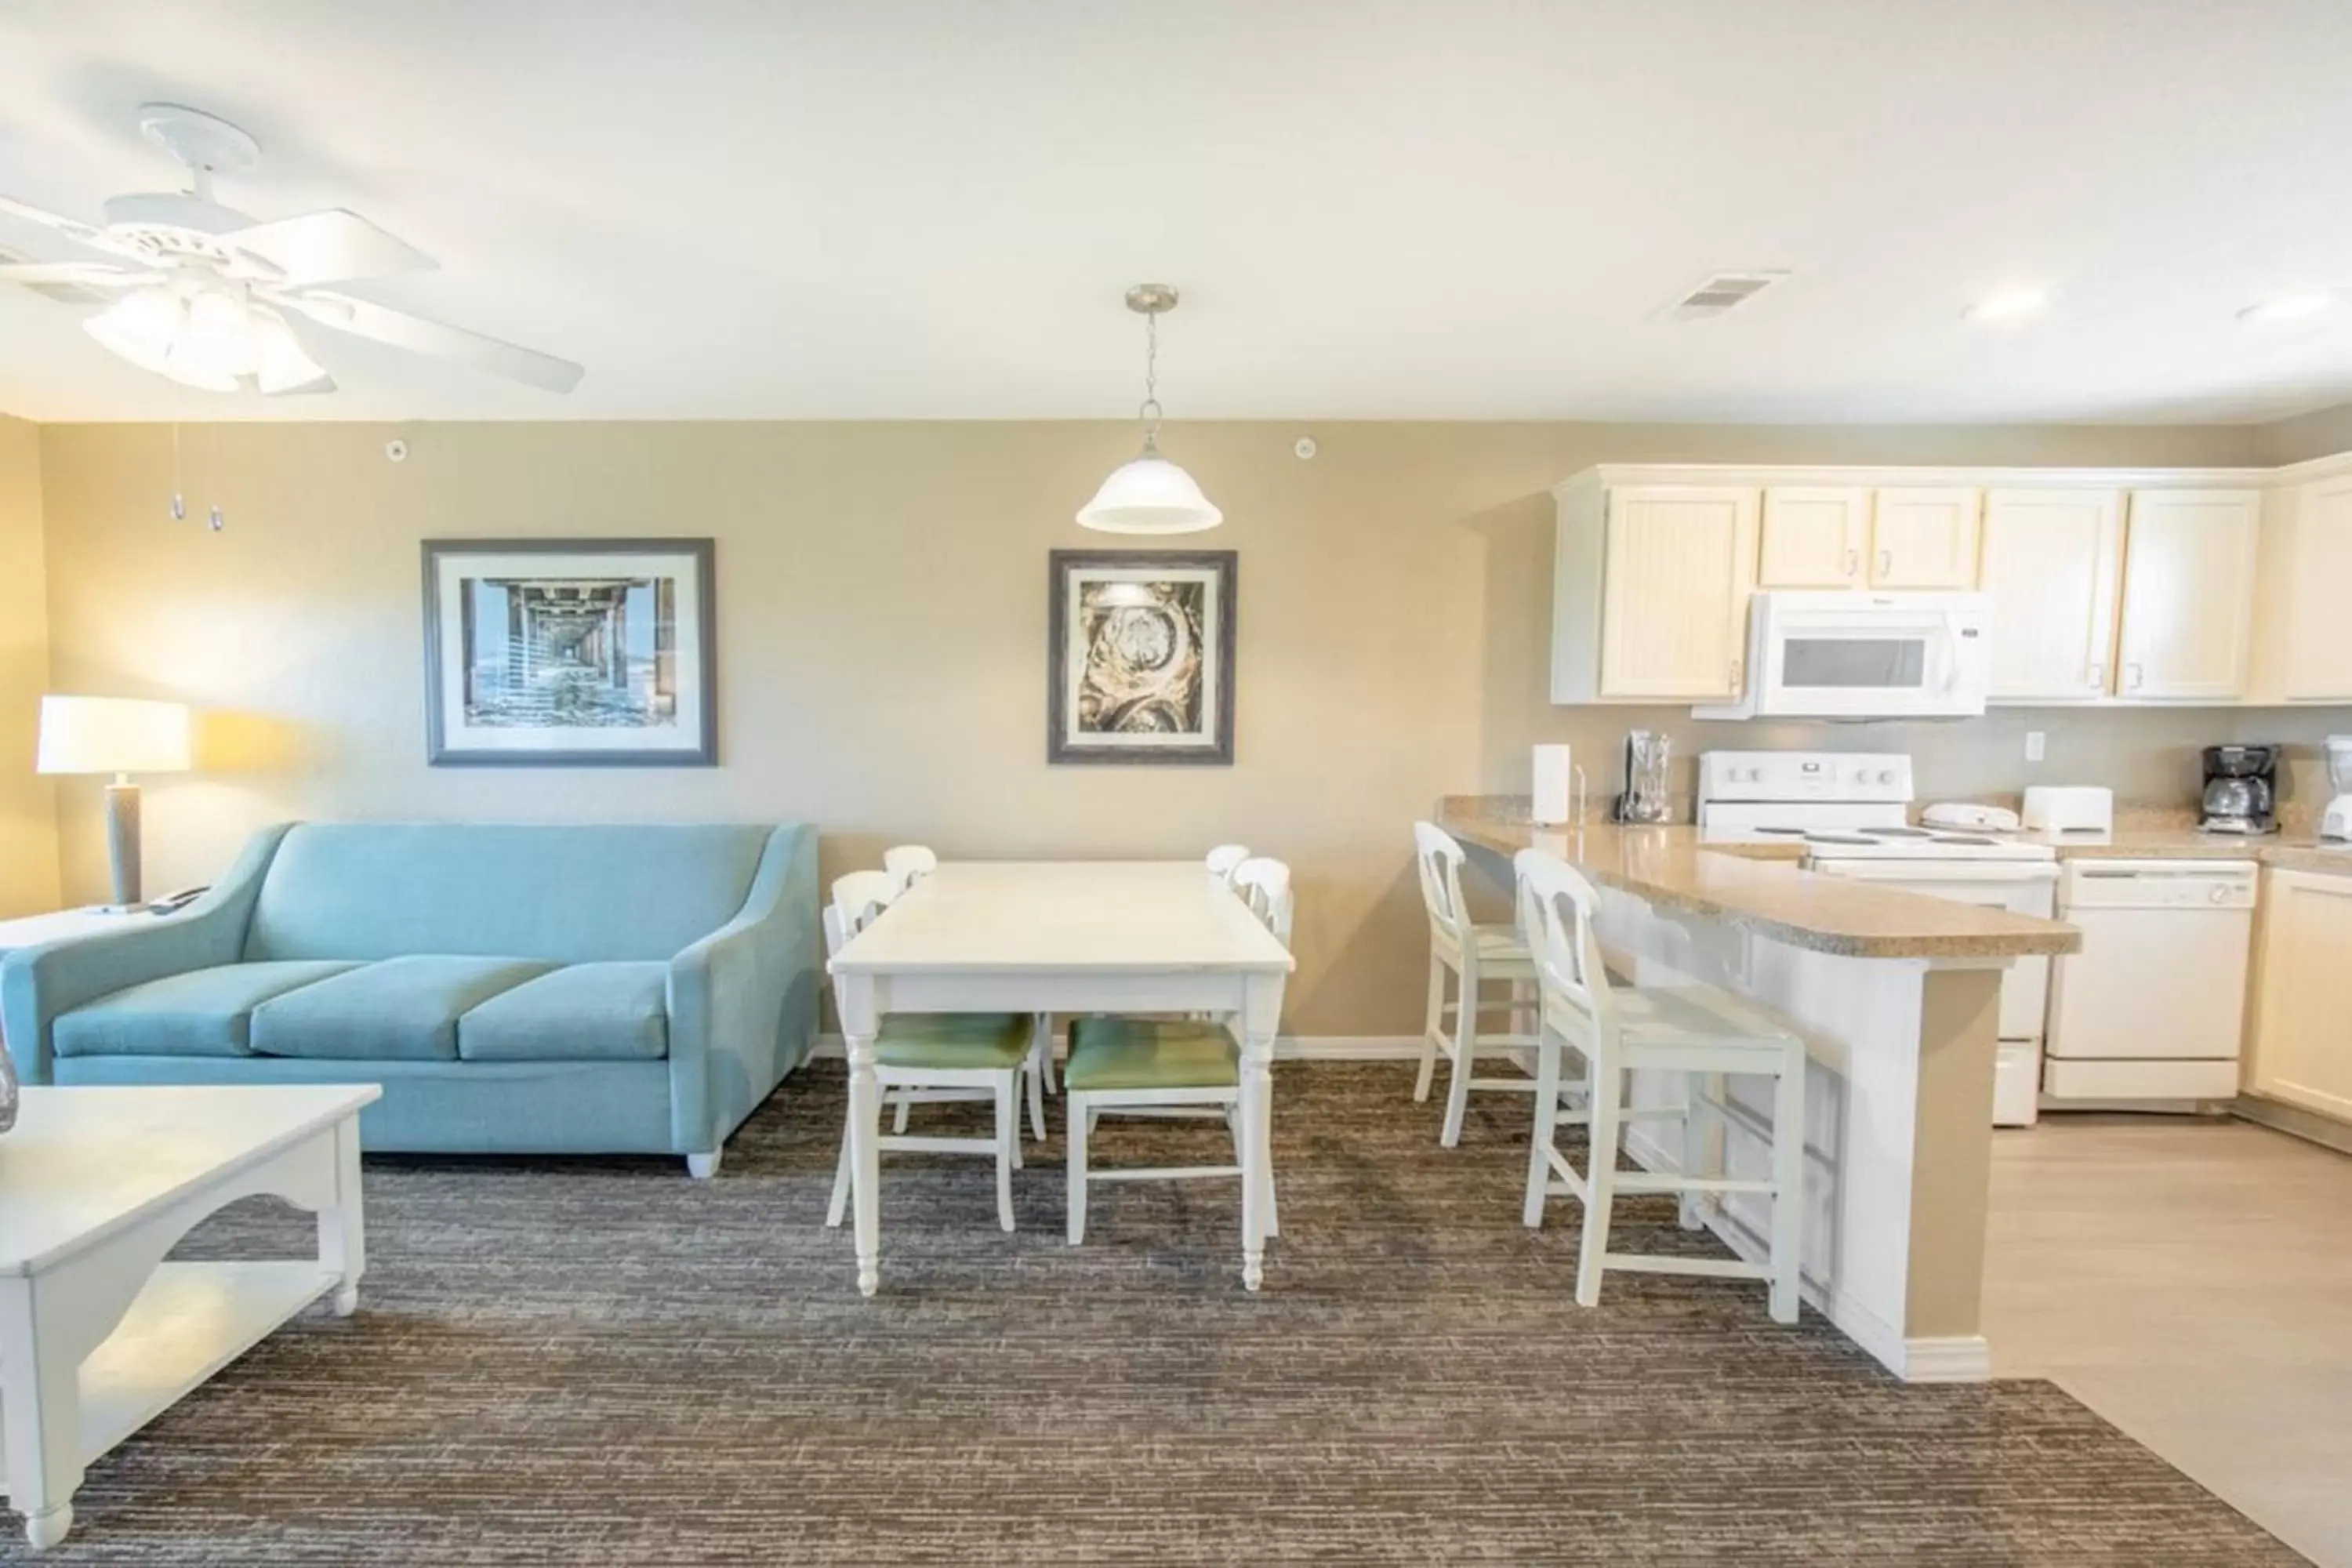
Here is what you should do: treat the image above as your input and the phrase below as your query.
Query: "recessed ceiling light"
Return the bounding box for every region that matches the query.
[2238,291,2337,325]
[1968,289,2049,323]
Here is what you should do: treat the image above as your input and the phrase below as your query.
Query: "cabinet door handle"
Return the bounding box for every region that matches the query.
[2087,661,2105,690]
[1843,546,1859,578]
[1877,548,1893,579]
[2127,662,2145,691]
[1729,657,1743,691]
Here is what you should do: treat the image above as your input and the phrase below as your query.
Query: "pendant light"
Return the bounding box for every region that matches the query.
[1077,283,1223,534]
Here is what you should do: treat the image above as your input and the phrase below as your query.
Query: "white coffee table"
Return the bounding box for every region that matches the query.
[0,1083,380,1549]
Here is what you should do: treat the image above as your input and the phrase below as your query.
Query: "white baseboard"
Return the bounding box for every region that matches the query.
[805,1033,1423,1062]
[1621,1126,1986,1385]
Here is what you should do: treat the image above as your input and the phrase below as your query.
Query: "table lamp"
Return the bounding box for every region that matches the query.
[35,695,192,911]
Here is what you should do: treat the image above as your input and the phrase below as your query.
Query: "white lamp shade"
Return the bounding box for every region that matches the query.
[1076,454,1224,535]
[36,695,193,775]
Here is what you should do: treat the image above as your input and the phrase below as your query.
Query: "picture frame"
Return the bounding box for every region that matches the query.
[420,538,718,767]
[1047,548,1237,766]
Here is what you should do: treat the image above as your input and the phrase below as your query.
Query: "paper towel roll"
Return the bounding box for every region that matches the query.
[1532,744,1574,826]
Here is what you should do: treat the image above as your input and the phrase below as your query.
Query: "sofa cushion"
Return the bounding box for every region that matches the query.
[457,962,672,1063]
[243,824,771,964]
[52,961,361,1059]
[250,956,553,1062]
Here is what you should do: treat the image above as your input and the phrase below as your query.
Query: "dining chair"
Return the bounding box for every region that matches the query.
[822,871,1036,1232]
[1204,843,1251,884]
[884,843,938,893]
[1062,856,1290,1246]
[1411,822,1542,1146]
[1515,848,1806,1323]
[875,848,1053,1131]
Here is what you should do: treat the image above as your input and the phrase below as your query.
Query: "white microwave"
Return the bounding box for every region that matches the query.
[1694,590,1992,720]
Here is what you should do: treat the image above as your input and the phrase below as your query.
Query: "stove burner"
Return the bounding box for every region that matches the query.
[1752,826,1809,836]
[1933,833,1996,846]
[1802,833,1877,845]
[1858,826,1932,837]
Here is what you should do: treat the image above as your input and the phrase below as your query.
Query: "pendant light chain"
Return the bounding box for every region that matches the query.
[1138,307,1163,453]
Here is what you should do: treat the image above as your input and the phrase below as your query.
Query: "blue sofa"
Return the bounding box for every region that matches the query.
[0,822,819,1176]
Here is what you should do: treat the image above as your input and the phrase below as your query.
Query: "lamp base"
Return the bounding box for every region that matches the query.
[104,780,143,909]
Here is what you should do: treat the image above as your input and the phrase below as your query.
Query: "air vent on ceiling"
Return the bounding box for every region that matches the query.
[1665,270,1789,321]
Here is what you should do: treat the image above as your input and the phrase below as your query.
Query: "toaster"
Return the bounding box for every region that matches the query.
[2021,785,2114,834]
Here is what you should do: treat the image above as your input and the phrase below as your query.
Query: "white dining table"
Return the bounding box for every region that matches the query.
[826,860,1295,1296]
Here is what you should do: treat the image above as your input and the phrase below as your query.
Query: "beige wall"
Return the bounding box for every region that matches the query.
[2260,399,2352,466]
[31,416,2321,1034]
[0,415,60,918]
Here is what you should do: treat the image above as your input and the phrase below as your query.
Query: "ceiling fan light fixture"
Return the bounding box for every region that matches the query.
[180,285,260,379]
[1080,283,1221,535]
[252,307,330,394]
[84,285,238,392]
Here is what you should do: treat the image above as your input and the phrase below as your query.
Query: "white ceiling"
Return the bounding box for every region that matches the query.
[2,0,2350,425]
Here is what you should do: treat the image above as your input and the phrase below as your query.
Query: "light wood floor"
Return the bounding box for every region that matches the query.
[1985,1113,2352,1567]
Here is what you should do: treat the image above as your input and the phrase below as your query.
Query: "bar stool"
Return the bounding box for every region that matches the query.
[822,871,1036,1232]
[1064,856,1290,1247]
[1411,822,1541,1147]
[1514,848,1806,1323]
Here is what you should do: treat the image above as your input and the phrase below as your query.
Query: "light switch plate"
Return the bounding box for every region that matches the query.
[2025,730,2046,762]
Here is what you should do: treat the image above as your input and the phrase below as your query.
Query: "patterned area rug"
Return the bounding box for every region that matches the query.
[3,1062,2301,1566]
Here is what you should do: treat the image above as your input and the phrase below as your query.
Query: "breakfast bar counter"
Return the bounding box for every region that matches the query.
[1436,800,2077,1385]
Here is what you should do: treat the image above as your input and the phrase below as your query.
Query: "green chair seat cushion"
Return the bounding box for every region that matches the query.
[249,955,554,1062]
[457,961,671,1063]
[52,961,363,1059]
[1064,1017,1240,1091]
[873,1013,1032,1070]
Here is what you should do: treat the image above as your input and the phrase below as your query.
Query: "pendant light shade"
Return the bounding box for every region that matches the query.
[1076,452,1225,535]
[1080,283,1220,535]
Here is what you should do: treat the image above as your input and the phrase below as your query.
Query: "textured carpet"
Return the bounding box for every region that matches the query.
[2,1062,2302,1566]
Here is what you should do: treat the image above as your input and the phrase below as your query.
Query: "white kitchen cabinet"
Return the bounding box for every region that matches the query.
[2114,488,2262,700]
[2245,867,2352,1123]
[2281,475,2352,700]
[1758,487,1870,587]
[1868,488,1980,588]
[1552,481,1759,702]
[1978,488,2124,702]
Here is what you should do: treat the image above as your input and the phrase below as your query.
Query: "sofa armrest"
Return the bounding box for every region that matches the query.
[0,824,292,1084]
[665,825,820,1154]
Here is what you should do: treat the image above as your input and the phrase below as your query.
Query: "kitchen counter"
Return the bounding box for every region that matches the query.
[2019,826,2352,877]
[1438,814,2081,960]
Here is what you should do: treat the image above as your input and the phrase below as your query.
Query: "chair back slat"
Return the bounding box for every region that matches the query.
[1205,844,1251,884]
[883,844,938,893]
[824,869,901,1018]
[1513,848,1616,1041]
[1411,822,1472,942]
[1232,856,1294,948]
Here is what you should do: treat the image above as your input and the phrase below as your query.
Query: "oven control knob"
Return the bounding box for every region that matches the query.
[1877,769,1896,785]
[2209,885,2229,904]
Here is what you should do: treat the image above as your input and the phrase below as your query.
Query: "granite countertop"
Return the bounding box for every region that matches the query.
[2016,826,2352,876]
[1437,812,2082,961]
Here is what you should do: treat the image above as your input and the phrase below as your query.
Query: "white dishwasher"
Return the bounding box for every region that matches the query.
[2045,858,2258,1107]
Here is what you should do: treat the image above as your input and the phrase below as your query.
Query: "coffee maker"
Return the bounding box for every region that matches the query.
[2199,744,2279,835]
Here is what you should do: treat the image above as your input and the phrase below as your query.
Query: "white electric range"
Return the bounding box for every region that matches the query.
[1698,750,2058,1127]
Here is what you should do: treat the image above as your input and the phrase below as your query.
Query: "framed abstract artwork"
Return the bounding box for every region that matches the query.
[421,538,717,767]
[1046,548,1237,765]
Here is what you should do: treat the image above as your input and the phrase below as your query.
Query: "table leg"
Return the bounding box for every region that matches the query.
[317,1117,366,1317]
[1,1278,82,1549]
[840,974,883,1298]
[1239,973,1282,1292]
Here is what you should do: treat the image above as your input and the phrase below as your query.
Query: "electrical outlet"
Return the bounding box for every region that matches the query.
[2025,730,2046,763]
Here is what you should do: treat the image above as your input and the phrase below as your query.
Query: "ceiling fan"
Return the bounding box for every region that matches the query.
[0,103,583,397]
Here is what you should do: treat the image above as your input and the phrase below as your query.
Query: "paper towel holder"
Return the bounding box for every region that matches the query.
[1531,743,1588,827]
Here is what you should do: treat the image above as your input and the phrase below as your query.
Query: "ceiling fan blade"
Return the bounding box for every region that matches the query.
[275,289,583,393]
[0,260,154,286]
[0,192,154,263]
[226,208,436,286]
